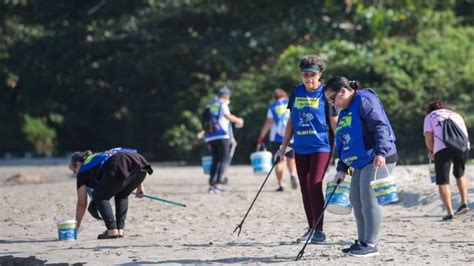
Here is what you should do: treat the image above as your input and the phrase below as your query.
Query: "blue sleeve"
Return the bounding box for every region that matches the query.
[359,95,393,157]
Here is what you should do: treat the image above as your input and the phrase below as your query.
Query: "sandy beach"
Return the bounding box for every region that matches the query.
[0,163,473,265]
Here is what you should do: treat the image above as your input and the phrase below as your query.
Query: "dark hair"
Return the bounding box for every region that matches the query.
[426,100,449,114]
[272,88,288,100]
[325,76,360,92]
[299,55,326,73]
[69,150,93,168]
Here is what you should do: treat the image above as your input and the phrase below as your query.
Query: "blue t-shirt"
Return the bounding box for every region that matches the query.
[288,83,331,154]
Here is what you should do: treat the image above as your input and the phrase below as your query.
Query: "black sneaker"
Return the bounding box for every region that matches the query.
[349,243,379,257]
[442,214,454,221]
[341,240,362,254]
[310,230,326,244]
[276,186,284,192]
[455,203,470,215]
[290,175,298,189]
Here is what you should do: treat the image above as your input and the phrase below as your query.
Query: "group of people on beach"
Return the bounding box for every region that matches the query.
[68,54,470,257]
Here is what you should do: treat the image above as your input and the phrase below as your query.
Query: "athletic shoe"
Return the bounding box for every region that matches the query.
[310,230,326,244]
[455,203,470,215]
[442,214,454,221]
[341,240,362,254]
[290,175,298,189]
[215,187,229,193]
[349,243,379,257]
[296,229,312,243]
[276,186,284,192]
[208,187,219,194]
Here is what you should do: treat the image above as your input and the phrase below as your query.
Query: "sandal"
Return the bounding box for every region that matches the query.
[97,231,120,239]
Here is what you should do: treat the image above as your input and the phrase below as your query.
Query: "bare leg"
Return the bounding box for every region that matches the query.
[287,157,298,189]
[275,161,285,189]
[455,176,468,205]
[438,184,453,215]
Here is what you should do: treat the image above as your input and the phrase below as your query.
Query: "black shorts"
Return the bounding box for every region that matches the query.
[434,148,469,185]
[268,142,295,158]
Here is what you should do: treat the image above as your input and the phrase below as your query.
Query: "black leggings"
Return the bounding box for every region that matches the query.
[209,139,230,186]
[93,170,147,230]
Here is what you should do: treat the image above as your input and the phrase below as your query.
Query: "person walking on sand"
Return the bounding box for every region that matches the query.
[324,76,398,257]
[69,148,153,239]
[275,55,338,244]
[423,100,470,221]
[257,88,298,192]
[204,86,244,193]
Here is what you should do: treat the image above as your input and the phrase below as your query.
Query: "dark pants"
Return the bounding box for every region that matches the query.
[209,139,230,186]
[93,170,147,230]
[295,152,331,231]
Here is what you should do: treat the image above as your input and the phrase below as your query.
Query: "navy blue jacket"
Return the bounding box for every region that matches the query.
[337,89,397,172]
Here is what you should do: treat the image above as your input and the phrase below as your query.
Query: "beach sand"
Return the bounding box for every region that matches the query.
[0,163,473,265]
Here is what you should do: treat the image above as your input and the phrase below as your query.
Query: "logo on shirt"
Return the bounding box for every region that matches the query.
[298,111,315,127]
[336,112,352,133]
[341,133,351,151]
[294,97,320,109]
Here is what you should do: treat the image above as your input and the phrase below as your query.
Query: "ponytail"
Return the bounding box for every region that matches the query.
[325,76,361,93]
[348,80,360,91]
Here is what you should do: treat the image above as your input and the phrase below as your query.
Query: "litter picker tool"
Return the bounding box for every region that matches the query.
[133,192,186,207]
[295,178,342,261]
[233,157,279,236]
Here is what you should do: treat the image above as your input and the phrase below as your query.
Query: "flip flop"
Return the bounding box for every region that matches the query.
[97,231,120,239]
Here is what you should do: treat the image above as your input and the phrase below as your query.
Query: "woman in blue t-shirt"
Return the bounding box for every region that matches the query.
[324,76,397,257]
[275,55,337,244]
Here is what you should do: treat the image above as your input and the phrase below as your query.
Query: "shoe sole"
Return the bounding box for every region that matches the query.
[349,251,379,257]
[455,208,470,216]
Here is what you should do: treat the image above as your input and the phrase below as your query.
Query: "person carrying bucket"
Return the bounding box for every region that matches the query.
[69,148,153,239]
[203,86,244,193]
[423,100,470,221]
[257,88,298,192]
[324,76,398,257]
[275,55,338,244]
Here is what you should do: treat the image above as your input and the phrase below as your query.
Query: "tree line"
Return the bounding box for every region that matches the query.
[1,0,473,164]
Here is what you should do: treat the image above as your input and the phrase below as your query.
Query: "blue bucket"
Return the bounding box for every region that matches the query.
[57,219,77,241]
[326,177,352,215]
[370,176,399,206]
[249,151,273,175]
[201,156,212,174]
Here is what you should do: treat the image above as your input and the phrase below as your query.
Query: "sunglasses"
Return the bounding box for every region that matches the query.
[326,89,341,104]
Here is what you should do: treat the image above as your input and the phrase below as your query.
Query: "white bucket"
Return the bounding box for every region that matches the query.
[57,219,77,241]
[429,161,436,184]
[249,151,273,175]
[201,156,212,174]
[370,172,399,206]
[326,176,352,215]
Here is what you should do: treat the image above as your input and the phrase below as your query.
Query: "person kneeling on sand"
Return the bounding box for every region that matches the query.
[325,76,398,257]
[69,148,153,239]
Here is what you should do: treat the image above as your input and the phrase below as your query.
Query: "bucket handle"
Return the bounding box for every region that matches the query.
[256,144,267,152]
[373,165,391,181]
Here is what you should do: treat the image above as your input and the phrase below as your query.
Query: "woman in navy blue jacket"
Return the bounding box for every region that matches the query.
[324,76,397,257]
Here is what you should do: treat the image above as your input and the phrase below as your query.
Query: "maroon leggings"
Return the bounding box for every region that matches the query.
[295,152,331,231]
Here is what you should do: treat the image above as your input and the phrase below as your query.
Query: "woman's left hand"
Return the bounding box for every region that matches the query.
[373,155,386,168]
[135,184,145,198]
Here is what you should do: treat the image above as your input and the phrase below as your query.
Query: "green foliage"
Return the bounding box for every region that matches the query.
[21,114,57,155]
[1,1,473,163]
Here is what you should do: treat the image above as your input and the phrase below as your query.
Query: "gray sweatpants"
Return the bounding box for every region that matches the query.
[350,163,396,245]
